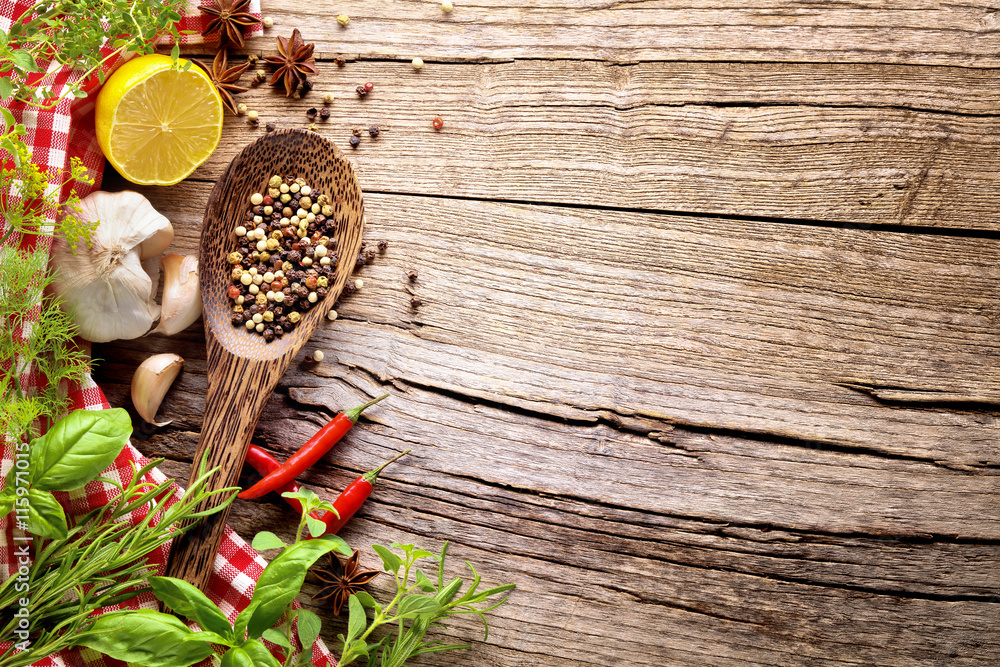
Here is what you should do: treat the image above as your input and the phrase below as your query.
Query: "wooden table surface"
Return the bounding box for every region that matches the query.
[96,2,1000,665]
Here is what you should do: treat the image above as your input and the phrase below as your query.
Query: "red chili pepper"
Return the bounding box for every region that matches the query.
[244,444,304,514]
[318,449,410,536]
[238,393,389,500]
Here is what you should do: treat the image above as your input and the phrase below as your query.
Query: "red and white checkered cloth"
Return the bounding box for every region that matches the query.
[0,2,336,665]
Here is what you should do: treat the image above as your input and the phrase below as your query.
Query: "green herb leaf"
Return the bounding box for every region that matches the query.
[243,639,283,667]
[149,576,233,639]
[11,50,37,73]
[354,591,377,609]
[346,594,366,645]
[183,630,234,646]
[397,594,439,619]
[262,628,291,650]
[30,408,132,491]
[0,77,12,101]
[233,600,261,641]
[414,570,436,592]
[76,609,213,667]
[251,531,287,551]
[306,515,327,538]
[27,488,67,539]
[247,535,351,638]
[371,544,401,575]
[220,646,253,667]
[296,608,322,649]
[0,479,16,517]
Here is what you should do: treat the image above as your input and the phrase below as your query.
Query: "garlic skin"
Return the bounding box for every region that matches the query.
[52,191,172,343]
[131,353,184,426]
[155,254,201,336]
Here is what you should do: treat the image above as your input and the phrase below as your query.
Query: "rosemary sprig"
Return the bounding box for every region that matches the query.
[0,454,239,667]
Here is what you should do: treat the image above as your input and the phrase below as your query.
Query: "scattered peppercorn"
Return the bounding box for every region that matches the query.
[319,108,330,120]
[306,108,318,120]
[322,92,334,105]
[263,16,274,27]
[308,123,319,131]
[356,85,367,97]
[368,125,380,138]
[335,57,346,67]
[432,116,444,130]
[265,122,276,132]
[364,81,374,92]
[337,13,349,25]
[352,127,363,137]
[410,295,422,308]
[363,248,376,264]
[253,69,267,85]
[407,270,418,282]
[411,57,423,70]
[377,240,388,252]
[313,350,325,362]
[301,80,314,95]
[441,0,453,11]
[349,135,360,148]
[237,102,247,115]
[247,109,259,122]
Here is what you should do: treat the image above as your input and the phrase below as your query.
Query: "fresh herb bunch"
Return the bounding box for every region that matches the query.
[0,109,95,249]
[0,0,191,108]
[335,542,515,667]
[79,487,351,667]
[0,443,238,667]
[0,245,92,446]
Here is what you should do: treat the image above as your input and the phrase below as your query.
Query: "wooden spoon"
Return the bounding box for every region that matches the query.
[163,129,365,592]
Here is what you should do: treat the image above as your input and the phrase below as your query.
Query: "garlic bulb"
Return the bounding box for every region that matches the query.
[51,191,173,343]
[155,254,201,335]
[131,353,184,425]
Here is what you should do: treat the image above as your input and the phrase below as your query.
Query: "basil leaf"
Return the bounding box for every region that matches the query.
[251,531,286,551]
[30,409,131,491]
[262,628,291,650]
[346,594,366,645]
[149,576,233,639]
[371,544,401,575]
[243,639,282,667]
[220,646,253,667]
[27,488,67,539]
[183,630,233,646]
[247,535,350,638]
[233,599,260,641]
[296,608,321,649]
[76,609,212,667]
[0,481,15,517]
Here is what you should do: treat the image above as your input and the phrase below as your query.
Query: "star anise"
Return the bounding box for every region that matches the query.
[264,29,317,98]
[194,49,250,115]
[311,549,380,616]
[199,0,259,49]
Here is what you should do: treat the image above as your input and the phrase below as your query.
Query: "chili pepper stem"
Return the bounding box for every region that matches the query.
[343,392,390,423]
[362,449,411,485]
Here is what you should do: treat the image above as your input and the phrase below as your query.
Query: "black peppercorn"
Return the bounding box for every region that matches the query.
[364,248,376,264]
[335,57,346,67]
[407,270,418,282]
[349,135,360,148]
[263,328,275,342]
[305,246,315,258]
[369,125,380,137]
[274,325,284,336]
[355,254,365,268]
[319,108,330,120]
[352,127,363,137]
[377,239,388,252]
[315,287,328,299]
[343,281,356,295]
[306,108,318,120]
[410,295,422,308]
[231,313,244,325]
[265,122,276,132]
[356,85,367,97]
[301,80,313,94]
[287,250,302,263]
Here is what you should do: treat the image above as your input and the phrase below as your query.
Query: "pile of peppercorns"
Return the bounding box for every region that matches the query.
[226,175,340,342]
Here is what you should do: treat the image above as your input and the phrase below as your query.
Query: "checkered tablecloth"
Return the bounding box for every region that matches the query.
[0,2,336,665]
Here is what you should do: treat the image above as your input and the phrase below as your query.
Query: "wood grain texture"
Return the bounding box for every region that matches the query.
[163,130,366,591]
[183,60,1000,230]
[240,0,1000,67]
[131,181,1000,468]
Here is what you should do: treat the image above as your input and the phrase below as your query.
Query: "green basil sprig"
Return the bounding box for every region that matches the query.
[0,408,132,539]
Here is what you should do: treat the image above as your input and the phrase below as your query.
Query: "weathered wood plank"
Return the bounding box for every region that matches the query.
[183,60,1000,230]
[127,182,1000,467]
[241,0,1000,67]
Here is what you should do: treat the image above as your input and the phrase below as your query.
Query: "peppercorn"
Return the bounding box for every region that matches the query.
[407,270,418,282]
[247,110,259,124]
[411,57,423,70]
[369,125,380,138]
[356,85,367,97]
[327,309,338,321]
[306,108,317,120]
[263,328,275,342]
[411,295,423,308]
[319,108,330,120]
[349,135,360,148]
[274,325,284,336]
[231,312,244,325]
[355,254,365,268]
[263,16,273,27]
[335,57,346,67]
[254,69,267,85]
[343,281,356,295]
[337,13,349,25]
[237,103,247,115]
[316,286,328,300]
[441,0,453,11]
[301,79,314,95]
[227,285,241,300]
[228,252,243,264]
[308,123,318,131]
[378,239,388,252]
[432,116,444,130]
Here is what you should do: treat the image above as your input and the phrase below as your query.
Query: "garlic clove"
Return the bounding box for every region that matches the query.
[52,191,171,343]
[155,254,201,336]
[131,353,184,426]
[140,224,175,260]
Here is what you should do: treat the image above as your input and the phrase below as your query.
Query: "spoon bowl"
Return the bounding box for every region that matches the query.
[164,129,365,591]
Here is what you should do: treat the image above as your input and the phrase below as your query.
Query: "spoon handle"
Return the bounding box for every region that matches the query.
[163,351,282,592]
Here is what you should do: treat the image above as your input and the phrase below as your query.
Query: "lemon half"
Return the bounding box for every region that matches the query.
[96,54,223,186]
